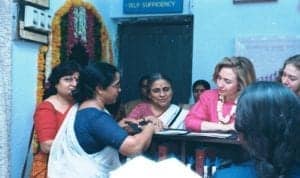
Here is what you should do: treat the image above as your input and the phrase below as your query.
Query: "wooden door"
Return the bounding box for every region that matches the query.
[118,16,193,104]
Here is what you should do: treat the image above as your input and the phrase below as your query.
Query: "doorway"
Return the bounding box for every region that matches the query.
[118,15,193,104]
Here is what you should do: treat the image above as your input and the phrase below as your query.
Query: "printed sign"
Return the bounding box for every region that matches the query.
[123,0,183,14]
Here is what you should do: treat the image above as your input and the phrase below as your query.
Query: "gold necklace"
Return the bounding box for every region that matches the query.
[217,95,237,124]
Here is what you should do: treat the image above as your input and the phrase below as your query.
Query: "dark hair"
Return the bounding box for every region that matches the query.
[278,54,300,82]
[43,60,81,99]
[192,80,211,91]
[213,56,256,91]
[73,61,118,103]
[138,74,150,87]
[146,73,172,94]
[235,81,300,178]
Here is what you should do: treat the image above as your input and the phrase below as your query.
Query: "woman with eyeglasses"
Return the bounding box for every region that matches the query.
[48,61,158,178]
[31,60,81,177]
[126,72,189,130]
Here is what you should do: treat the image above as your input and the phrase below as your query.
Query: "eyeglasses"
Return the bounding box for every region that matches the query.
[61,76,79,83]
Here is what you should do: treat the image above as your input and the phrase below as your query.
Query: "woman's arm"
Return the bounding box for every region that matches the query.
[82,111,156,156]
[119,123,155,156]
[185,98,208,132]
[34,102,58,153]
[200,122,234,132]
[186,90,226,132]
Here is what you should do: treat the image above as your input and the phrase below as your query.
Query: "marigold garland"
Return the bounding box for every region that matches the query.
[39,0,113,103]
[34,0,114,154]
[36,45,49,104]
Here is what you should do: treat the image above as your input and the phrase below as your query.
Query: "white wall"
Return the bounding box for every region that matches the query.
[0,1,12,177]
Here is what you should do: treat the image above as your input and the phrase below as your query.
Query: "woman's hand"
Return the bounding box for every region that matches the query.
[118,118,138,128]
[225,123,236,131]
[143,116,164,132]
[40,140,53,153]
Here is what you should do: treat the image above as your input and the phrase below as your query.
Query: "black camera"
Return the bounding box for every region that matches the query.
[124,120,152,135]
[124,121,141,135]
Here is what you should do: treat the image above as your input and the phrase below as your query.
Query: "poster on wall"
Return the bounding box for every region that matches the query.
[235,36,300,81]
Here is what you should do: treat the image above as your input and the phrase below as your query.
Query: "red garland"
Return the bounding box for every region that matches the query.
[67,7,77,57]
[66,7,96,60]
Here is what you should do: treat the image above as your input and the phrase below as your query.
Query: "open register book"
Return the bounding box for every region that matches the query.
[155,129,235,139]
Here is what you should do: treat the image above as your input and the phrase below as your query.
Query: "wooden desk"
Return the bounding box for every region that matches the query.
[149,131,241,163]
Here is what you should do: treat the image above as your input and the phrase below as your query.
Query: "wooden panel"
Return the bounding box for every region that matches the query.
[118,16,193,104]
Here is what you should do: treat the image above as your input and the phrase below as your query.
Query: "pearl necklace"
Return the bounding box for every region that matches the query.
[217,95,237,124]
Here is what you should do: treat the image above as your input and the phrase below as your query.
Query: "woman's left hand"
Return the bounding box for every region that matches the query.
[118,118,138,128]
[144,116,164,131]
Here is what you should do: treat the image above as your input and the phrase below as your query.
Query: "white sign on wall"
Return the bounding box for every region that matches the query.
[235,36,300,81]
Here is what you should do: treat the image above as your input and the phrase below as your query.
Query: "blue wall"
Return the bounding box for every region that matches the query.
[11,0,300,177]
[191,0,300,87]
[11,42,39,178]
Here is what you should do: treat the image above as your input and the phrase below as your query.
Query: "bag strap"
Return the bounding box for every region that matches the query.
[167,107,183,128]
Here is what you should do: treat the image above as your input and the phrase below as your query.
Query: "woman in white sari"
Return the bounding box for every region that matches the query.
[125,73,188,159]
[48,62,158,178]
[126,72,188,129]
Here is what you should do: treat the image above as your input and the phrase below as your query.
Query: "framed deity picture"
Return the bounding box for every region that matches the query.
[233,0,277,4]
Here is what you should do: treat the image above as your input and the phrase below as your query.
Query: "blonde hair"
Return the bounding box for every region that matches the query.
[213,56,256,91]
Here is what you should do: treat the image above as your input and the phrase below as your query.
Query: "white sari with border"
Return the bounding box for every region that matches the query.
[48,104,121,178]
[158,104,188,129]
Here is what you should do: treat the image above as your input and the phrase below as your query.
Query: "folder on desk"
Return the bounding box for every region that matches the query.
[187,132,233,139]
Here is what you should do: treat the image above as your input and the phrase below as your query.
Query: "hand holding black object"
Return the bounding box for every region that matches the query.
[139,119,152,126]
[123,119,153,135]
[123,121,142,135]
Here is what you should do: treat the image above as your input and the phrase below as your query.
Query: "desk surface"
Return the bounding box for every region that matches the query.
[153,131,240,145]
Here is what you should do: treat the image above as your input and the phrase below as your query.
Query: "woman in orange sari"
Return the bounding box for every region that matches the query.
[31,60,80,177]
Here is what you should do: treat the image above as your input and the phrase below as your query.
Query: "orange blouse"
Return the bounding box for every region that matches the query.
[34,101,71,142]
